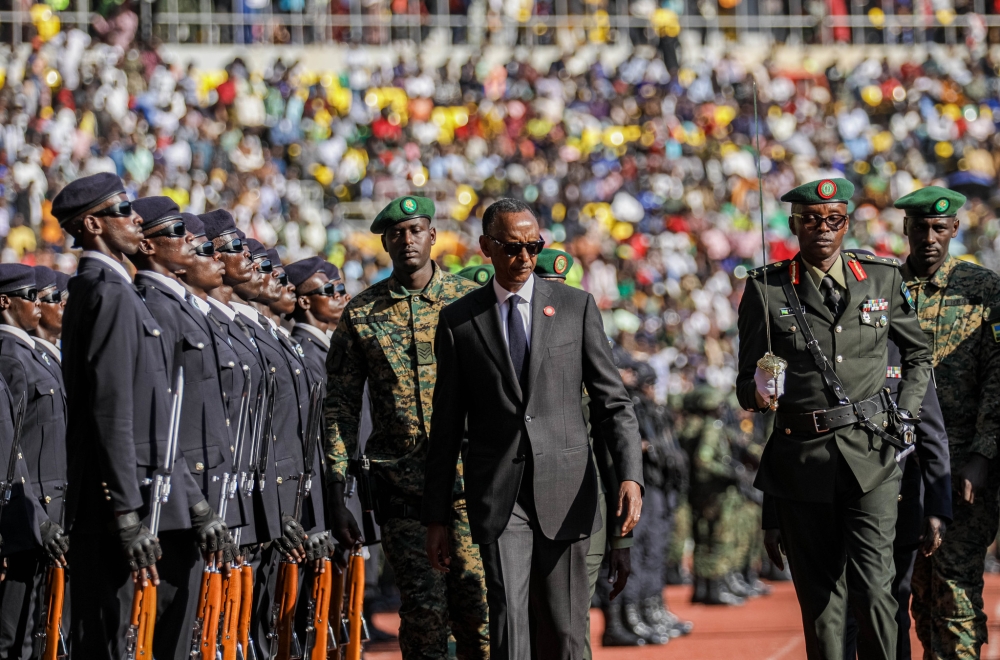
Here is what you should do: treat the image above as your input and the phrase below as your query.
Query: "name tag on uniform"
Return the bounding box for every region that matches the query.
[992,323,1000,343]
[863,299,889,312]
[416,341,435,365]
[779,307,805,316]
[886,366,901,379]
[356,315,389,325]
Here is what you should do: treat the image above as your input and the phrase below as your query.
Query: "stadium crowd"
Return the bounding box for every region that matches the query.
[1,20,1000,646]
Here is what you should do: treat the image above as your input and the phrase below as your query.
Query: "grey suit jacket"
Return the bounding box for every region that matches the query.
[422,275,643,545]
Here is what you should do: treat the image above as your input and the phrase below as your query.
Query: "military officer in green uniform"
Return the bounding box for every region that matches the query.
[324,195,489,660]
[737,178,932,660]
[897,186,1000,660]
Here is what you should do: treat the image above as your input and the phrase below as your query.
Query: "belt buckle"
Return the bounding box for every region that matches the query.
[812,410,830,433]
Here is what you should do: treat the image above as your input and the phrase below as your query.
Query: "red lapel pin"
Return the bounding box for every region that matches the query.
[543,306,555,316]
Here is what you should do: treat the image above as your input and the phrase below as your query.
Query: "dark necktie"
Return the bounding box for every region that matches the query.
[820,276,843,317]
[507,295,529,390]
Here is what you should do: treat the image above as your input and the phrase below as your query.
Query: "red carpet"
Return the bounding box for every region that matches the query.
[365,574,1000,659]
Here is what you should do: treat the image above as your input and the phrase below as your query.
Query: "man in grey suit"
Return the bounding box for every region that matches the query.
[422,198,644,659]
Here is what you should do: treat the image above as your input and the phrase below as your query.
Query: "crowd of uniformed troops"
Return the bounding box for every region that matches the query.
[0,166,994,660]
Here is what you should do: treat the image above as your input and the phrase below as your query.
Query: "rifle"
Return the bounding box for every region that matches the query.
[269,382,323,660]
[40,564,66,660]
[126,362,184,660]
[344,545,369,660]
[193,366,251,660]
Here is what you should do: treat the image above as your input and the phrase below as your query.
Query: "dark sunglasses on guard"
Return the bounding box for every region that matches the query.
[39,290,62,304]
[790,213,849,231]
[255,258,273,274]
[92,200,133,218]
[217,238,245,254]
[485,235,545,257]
[5,287,37,302]
[194,241,215,257]
[275,272,288,286]
[146,220,186,239]
[300,281,345,297]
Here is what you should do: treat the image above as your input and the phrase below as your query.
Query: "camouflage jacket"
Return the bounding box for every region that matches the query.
[324,263,479,498]
[902,256,1000,461]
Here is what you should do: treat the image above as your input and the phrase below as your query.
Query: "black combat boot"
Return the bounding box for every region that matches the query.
[624,602,669,645]
[691,576,708,604]
[641,594,693,638]
[704,578,745,606]
[743,567,772,597]
[723,571,753,598]
[601,601,646,647]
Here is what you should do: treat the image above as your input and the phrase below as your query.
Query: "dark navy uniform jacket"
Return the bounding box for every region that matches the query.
[886,341,952,547]
[0,370,49,556]
[236,310,323,534]
[290,323,332,529]
[135,273,234,526]
[0,329,67,526]
[62,255,201,533]
[208,301,280,544]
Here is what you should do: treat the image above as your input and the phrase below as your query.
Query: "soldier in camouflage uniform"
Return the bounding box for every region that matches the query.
[324,195,489,660]
[898,187,1000,659]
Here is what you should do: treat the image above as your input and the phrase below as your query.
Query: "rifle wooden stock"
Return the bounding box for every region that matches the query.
[192,567,223,658]
[305,559,332,659]
[345,552,364,660]
[127,581,157,660]
[272,561,299,660]
[41,564,64,660]
[219,567,243,660]
[237,563,254,656]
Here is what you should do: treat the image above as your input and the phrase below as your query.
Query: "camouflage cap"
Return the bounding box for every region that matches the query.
[780,178,855,205]
[534,248,574,279]
[370,195,435,234]
[893,186,966,217]
[457,264,494,286]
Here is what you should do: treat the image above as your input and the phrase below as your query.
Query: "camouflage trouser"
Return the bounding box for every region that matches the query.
[380,500,489,660]
[730,499,763,573]
[668,500,690,567]
[692,486,742,580]
[911,457,1000,660]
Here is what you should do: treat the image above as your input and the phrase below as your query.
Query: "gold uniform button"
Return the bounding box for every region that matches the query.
[295,369,301,375]
[228,361,235,367]
[152,329,161,337]
[276,476,283,484]
[898,494,903,502]
[836,355,843,363]
[835,326,842,333]
[49,388,54,394]
[197,342,205,349]
[44,495,51,503]
[105,496,111,501]
[226,419,231,427]
[789,326,796,332]
[270,367,276,373]
[195,462,205,472]
[101,482,107,487]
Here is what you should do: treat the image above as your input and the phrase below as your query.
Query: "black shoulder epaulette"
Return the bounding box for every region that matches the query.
[843,251,900,267]
[747,261,788,279]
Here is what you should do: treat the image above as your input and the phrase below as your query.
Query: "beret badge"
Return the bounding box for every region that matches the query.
[475,269,489,284]
[817,179,837,200]
[554,255,568,274]
[934,198,950,214]
[401,197,418,214]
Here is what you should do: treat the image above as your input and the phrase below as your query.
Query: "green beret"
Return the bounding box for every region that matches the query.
[457,264,494,286]
[780,178,855,205]
[370,196,435,234]
[893,186,966,217]
[534,248,574,279]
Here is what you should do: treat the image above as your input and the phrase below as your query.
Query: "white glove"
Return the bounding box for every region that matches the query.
[754,366,785,403]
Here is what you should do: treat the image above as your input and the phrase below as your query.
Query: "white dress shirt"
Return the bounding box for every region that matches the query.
[493,273,534,350]
[0,324,35,349]
[206,296,237,322]
[230,302,264,329]
[295,323,331,350]
[81,250,132,283]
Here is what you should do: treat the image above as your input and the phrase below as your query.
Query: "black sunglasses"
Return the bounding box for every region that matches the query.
[790,213,849,231]
[6,287,37,302]
[92,200,133,218]
[275,272,288,286]
[255,258,273,274]
[39,290,62,304]
[300,281,345,297]
[193,240,215,257]
[217,238,245,254]
[484,235,545,257]
[146,220,186,239]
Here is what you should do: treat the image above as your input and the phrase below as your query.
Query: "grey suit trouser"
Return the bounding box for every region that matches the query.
[479,494,590,660]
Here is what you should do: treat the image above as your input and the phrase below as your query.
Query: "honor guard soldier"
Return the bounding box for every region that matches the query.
[321,262,350,332]
[737,178,932,660]
[325,196,490,659]
[896,186,1000,659]
[31,266,66,366]
[127,197,235,660]
[286,257,341,383]
[0,264,70,660]
[55,174,206,660]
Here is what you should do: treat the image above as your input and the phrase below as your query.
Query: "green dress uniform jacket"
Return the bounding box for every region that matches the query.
[737,251,933,501]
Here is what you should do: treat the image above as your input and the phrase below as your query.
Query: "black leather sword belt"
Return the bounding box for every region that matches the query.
[776,393,887,435]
